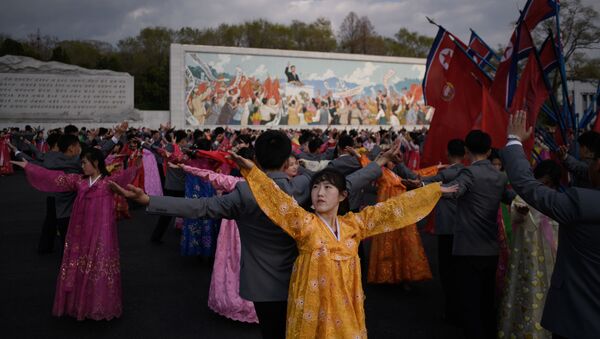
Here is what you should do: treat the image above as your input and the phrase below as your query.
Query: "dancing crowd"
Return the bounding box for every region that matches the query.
[1,115,599,339]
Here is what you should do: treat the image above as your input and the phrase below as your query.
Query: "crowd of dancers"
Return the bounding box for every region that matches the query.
[1,115,599,339]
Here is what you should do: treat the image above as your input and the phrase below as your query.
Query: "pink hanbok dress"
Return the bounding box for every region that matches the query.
[181,165,258,323]
[23,163,137,321]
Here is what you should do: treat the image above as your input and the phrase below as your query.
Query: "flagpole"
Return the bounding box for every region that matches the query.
[553,0,574,130]
[449,36,493,82]
[523,21,567,144]
[469,28,500,61]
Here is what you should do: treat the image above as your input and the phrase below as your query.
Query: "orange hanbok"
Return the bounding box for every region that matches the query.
[361,155,439,283]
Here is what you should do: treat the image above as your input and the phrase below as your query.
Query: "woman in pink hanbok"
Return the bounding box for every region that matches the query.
[12,148,137,321]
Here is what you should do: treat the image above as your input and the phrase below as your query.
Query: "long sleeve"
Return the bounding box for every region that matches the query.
[181,165,242,192]
[444,168,474,199]
[110,165,139,188]
[24,163,80,192]
[501,144,583,225]
[242,166,314,241]
[351,182,441,239]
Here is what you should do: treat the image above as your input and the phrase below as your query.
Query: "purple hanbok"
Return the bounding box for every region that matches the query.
[24,163,137,321]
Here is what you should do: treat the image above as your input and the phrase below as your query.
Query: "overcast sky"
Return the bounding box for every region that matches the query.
[2,0,599,50]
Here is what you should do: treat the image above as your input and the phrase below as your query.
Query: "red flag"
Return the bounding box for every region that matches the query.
[509,51,550,156]
[491,22,535,109]
[263,77,272,98]
[539,34,559,73]
[422,28,491,167]
[522,0,558,30]
[481,86,509,148]
[271,79,281,103]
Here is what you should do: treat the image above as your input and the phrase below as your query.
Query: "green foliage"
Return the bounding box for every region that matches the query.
[0,14,435,109]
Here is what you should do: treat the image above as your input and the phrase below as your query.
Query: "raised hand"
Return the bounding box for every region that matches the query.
[227,151,255,170]
[109,181,150,206]
[508,110,533,142]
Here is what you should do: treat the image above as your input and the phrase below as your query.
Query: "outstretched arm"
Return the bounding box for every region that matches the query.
[12,160,80,192]
[242,166,314,241]
[181,164,242,192]
[351,182,443,239]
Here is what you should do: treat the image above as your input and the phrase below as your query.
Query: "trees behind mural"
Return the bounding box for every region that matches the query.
[1,0,598,109]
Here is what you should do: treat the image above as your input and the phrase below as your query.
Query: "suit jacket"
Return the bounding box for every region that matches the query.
[285,67,300,82]
[502,144,600,338]
[297,148,335,162]
[423,163,464,235]
[163,143,186,192]
[41,152,83,219]
[446,159,515,256]
[146,162,382,302]
[392,163,418,180]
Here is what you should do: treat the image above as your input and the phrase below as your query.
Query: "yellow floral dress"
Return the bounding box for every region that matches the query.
[242,166,442,338]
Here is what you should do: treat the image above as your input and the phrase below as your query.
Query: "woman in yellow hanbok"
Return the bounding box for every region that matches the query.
[231,153,453,339]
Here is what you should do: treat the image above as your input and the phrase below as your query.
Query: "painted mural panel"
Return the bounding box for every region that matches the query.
[184,50,432,127]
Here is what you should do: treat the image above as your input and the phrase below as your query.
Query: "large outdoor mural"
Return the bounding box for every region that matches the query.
[184,50,432,127]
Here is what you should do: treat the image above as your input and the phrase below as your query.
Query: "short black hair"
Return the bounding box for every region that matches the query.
[299,131,312,145]
[47,133,62,148]
[337,135,354,150]
[447,139,465,157]
[465,130,491,155]
[213,127,225,136]
[58,134,80,153]
[254,130,291,170]
[98,127,108,137]
[237,146,255,160]
[577,131,600,150]
[308,138,323,153]
[174,130,187,143]
[534,159,562,187]
[64,124,78,135]
[488,149,501,162]
[195,138,212,151]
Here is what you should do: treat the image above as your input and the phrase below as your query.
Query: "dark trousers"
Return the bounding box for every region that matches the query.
[454,255,498,339]
[437,234,456,321]
[37,196,57,253]
[151,189,184,242]
[254,301,287,339]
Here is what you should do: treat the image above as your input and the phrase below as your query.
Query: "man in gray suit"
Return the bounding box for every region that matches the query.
[556,131,599,188]
[444,130,515,339]
[503,112,600,339]
[111,130,394,339]
[422,138,465,323]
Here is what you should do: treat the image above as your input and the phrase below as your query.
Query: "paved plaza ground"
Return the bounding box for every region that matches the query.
[1,170,463,339]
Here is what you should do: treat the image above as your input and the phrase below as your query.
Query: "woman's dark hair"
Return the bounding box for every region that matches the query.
[174,130,187,143]
[308,168,349,215]
[534,159,562,188]
[82,148,110,177]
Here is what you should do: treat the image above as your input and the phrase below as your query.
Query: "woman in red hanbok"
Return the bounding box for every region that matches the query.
[0,132,14,175]
[12,148,137,321]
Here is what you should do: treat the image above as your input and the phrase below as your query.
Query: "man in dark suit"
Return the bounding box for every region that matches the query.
[444,130,515,339]
[503,111,600,339]
[556,131,599,188]
[284,63,300,84]
[422,138,465,323]
[112,130,396,339]
[150,130,188,243]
